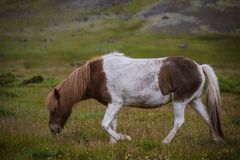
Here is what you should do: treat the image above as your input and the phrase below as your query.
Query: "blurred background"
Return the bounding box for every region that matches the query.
[0,0,240,159]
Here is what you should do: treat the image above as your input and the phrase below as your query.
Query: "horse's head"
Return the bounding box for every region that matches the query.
[46,64,90,135]
[46,88,72,135]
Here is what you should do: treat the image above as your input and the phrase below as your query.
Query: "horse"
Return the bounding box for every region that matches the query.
[46,52,224,144]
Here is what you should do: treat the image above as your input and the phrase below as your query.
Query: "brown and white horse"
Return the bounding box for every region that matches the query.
[46,52,224,144]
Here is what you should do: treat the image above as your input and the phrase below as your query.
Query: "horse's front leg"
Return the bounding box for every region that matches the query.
[109,116,117,143]
[101,101,131,143]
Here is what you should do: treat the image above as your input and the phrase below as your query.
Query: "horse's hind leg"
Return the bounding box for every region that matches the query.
[190,98,209,123]
[189,98,220,141]
[162,102,186,144]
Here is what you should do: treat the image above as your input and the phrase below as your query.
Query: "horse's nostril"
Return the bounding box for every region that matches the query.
[56,127,61,133]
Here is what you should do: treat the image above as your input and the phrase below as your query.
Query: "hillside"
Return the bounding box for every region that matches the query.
[1,0,240,34]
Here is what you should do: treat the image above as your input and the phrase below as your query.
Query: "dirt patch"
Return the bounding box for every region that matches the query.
[142,12,198,34]
[142,1,191,18]
[140,1,240,33]
[196,7,240,33]
[57,0,132,11]
[150,21,198,34]
[0,4,36,20]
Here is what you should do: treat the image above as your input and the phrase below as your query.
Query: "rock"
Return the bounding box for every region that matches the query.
[83,17,88,22]
[22,75,44,85]
[50,36,55,41]
[162,16,169,19]
[178,43,188,49]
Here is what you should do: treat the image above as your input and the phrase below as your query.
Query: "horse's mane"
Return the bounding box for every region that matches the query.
[46,62,90,113]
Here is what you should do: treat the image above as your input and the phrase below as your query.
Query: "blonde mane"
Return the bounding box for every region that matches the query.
[46,63,90,112]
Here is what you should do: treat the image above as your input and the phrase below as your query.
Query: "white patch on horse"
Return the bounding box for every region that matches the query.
[103,53,170,107]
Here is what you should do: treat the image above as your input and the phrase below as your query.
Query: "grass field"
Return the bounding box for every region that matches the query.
[1,1,240,159]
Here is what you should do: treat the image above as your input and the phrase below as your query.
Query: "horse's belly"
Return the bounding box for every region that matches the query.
[122,90,171,107]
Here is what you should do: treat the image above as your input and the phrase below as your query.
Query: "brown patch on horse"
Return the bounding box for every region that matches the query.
[86,58,112,105]
[45,63,90,113]
[159,57,202,101]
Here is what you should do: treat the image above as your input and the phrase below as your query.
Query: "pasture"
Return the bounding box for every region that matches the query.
[1,0,240,159]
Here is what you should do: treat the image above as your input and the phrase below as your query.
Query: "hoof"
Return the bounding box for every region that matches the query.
[213,137,224,142]
[119,134,132,141]
[162,139,170,144]
[124,135,132,141]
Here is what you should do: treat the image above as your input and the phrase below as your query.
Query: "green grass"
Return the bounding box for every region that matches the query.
[231,116,240,126]
[26,148,63,159]
[0,107,15,117]
[219,78,240,94]
[0,1,240,159]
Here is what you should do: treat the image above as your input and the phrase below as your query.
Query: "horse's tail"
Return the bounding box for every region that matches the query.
[202,64,224,139]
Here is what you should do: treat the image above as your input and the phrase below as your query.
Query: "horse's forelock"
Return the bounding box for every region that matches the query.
[45,91,57,112]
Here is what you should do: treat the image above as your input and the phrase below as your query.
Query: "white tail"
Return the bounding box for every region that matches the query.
[202,64,224,139]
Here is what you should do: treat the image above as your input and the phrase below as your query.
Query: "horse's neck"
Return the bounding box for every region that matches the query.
[59,68,90,107]
[83,59,111,105]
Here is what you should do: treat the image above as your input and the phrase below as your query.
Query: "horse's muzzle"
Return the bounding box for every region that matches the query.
[49,124,62,135]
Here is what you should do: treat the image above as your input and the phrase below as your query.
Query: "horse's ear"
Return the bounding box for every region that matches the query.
[54,88,60,99]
